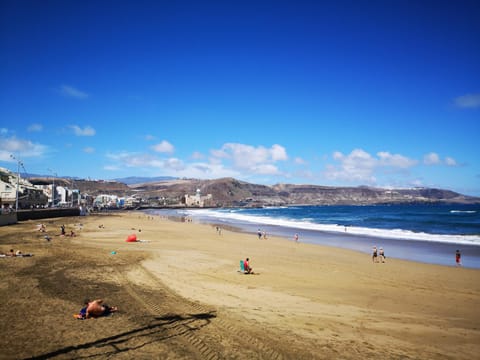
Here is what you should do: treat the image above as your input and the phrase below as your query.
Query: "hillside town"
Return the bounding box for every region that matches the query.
[0,166,134,212]
[0,167,215,215]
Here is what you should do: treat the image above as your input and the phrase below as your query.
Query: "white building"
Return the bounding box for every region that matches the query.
[94,194,119,209]
[0,167,37,209]
[184,188,212,207]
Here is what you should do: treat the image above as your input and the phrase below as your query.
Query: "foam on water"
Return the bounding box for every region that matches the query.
[183,208,480,246]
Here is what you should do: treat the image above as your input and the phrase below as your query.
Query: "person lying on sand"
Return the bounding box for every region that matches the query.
[81,299,118,319]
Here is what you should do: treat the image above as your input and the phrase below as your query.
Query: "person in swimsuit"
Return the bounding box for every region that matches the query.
[379,247,385,263]
[372,246,378,263]
[84,299,118,318]
[244,258,254,274]
[455,249,461,266]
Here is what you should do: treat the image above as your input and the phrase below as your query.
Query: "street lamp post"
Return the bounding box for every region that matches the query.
[9,155,22,211]
[48,168,57,207]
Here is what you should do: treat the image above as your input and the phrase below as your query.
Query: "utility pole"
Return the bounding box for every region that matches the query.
[10,154,22,211]
[48,168,57,207]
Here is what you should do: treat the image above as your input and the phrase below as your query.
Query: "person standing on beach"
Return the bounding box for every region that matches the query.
[456,249,462,266]
[257,229,262,239]
[294,233,299,242]
[379,247,385,263]
[372,246,378,263]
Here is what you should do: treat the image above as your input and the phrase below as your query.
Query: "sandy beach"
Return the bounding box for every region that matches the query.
[1,211,479,359]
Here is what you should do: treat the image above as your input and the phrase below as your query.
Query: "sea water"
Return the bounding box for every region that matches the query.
[146,204,480,268]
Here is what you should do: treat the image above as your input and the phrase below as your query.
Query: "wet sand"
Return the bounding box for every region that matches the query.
[1,211,479,359]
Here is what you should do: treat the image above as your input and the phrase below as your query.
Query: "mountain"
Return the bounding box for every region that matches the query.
[130,177,480,206]
[14,171,480,206]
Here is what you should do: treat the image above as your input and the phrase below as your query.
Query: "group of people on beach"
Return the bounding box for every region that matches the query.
[257,229,267,239]
[372,246,386,263]
[0,248,33,257]
[373,246,463,267]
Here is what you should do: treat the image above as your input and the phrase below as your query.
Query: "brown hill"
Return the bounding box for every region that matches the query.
[26,176,480,207]
[130,177,480,207]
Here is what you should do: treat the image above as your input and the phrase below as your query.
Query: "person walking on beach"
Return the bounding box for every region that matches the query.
[379,247,385,263]
[455,249,462,266]
[257,229,262,239]
[372,246,378,263]
[294,233,299,242]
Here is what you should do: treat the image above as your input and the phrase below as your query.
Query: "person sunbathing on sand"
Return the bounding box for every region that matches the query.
[83,299,118,318]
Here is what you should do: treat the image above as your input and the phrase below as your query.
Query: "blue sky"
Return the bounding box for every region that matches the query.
[1,0,479,195]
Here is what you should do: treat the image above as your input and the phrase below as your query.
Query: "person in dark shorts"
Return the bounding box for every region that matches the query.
[372,246,378,263]
[379,247,385,263]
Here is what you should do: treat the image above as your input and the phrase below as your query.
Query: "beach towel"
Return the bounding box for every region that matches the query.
[74,307,87,320]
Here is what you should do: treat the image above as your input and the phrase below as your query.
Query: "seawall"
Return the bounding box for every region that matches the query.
[16,208,81,222]
[0,213,17,226]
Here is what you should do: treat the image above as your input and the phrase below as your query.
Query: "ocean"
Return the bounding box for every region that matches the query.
[145,204,480,269]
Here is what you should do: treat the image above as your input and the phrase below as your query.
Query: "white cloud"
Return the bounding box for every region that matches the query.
[253,164,280,175]
[104,143,287,180]
[454,93,480,108]
[191,151,204,160]
[0,135,49,160]
[104,165,120,171]
[70,125,96,136]
[179,162,240,179]
[325,149,417,184]
[424,153,458,166]
[445,157,457,166]
[294,157,307,165]
[106,151,181,171]
[151,140,174,153]
[271,144,288,161]
[423,152,440,165]
[60,85,89,99]
[83,147,95,153]
[378,151,417,168]
[27,124,43,132]
[164,158,185,171]
[211,143,288,174]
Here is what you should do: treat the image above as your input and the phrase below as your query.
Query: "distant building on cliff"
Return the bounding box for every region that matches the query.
[184,188,212,207]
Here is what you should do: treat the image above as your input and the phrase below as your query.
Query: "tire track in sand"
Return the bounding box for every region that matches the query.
[115,266,286,359]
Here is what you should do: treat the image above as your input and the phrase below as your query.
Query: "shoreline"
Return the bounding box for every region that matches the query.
[145,209,480,269]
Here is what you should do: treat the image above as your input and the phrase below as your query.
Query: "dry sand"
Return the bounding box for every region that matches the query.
[1,211,479,359]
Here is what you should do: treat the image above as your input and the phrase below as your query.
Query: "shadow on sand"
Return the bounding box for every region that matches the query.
[26,311,216,360]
